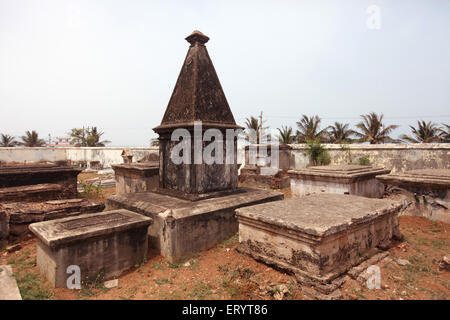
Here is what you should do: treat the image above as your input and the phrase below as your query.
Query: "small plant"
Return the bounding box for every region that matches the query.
[154,277,171,285]
[189,281,213,299]
[80,182,103,198]
[151,262,165,270]
[358,155,371,165]
[167,262,181,269]
[79,269,108,298]
[305,139,331,166]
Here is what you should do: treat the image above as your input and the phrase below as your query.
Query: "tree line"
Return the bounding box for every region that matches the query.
[0,127,110,147]
[245,112,450,144]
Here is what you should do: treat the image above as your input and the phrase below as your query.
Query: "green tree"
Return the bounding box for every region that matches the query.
[69,126,110,147]
[243,115,270,144]
[439,124,450,143]
[276,125,295,144]
[305,139,331,166]
[326,122,355,144]
[19,130,46,147]
[400,120,441,143]
[0,134,18,147]
[295,115,327,143]
[354,112,399,144]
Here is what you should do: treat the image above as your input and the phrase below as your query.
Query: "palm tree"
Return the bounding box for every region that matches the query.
[243,116,269,144]
[276,126,296,144]
[400,120,441,143]
[439,124,450,143]
[295,115,327,143]
[0,134,18,147]
[19,130,46,147]
[354,112,399,144]
[326,122,355,144]
[69,127,110,147]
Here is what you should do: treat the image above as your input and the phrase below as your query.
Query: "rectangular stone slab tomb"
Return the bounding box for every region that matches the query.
[288,165,390,198]
[0,164,82,200]
[376,169,450,223]
[106,187,283,262]
[236,194,403,299]
[29,210,153,288]
[112,162,159,195]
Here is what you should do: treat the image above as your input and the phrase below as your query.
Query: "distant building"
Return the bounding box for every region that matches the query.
[47,137,73,147]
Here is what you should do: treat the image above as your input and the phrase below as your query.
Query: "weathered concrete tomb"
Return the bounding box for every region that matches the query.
[0,163,104,246]
[29,210,152,287]
[289,165,390,198]
[0,199,104,244]
[236,194,403,299]
[106,31,283,262]
[377,169,450,223]
[112,161,159,195]
[107,187,283,262]
[0,163,81,201]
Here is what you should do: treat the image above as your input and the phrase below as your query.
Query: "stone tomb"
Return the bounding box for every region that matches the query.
[29,210,152,287]
[112,161,159,195]
[107,188,283,262]
[289,165,390,198]
[0,163,81,201]
[377,169,450,223]
[236,194,403,299]
[106,31,284,262]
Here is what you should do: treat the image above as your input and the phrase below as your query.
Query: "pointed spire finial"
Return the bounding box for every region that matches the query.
[185,30,209,45]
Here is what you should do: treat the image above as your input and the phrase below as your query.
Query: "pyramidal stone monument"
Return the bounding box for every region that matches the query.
[106,31,283,262]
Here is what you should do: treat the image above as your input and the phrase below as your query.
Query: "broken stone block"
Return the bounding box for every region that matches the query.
[0,209,8,247]
[29,210,153,288]
[235,194,403,299]
[6,243,21,253]
[289,165,390,198]
[104,279,119,288]
[377,169,450,223]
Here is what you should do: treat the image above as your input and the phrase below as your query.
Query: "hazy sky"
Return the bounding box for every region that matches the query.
[1,0,449,146]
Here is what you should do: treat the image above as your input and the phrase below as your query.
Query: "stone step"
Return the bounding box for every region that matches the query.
[0,183,64,202]
[0,265,22,300]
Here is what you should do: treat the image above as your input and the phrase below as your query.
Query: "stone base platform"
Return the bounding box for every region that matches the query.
[29,210,153,288]
[112,162,159,195]
[106,187,284,262]
[235,194,403,299]
[377,169,450,223]
[288,165,390,198]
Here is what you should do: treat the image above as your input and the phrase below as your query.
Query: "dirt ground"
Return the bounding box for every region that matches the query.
[1,215,448,300]
[1,177,448,300]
